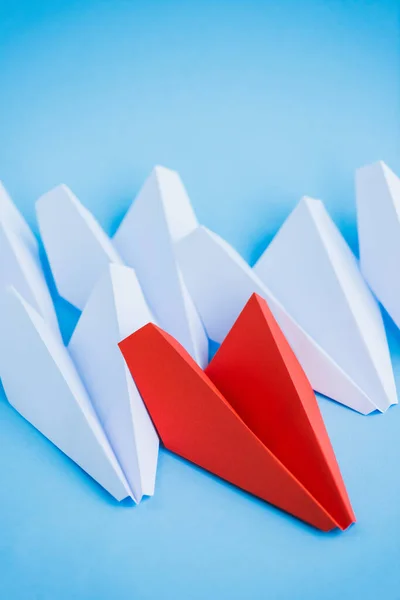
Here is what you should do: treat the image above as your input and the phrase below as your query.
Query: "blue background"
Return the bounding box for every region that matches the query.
[0,1,399,598]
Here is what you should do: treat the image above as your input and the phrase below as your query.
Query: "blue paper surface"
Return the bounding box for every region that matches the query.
[0,1,399,598]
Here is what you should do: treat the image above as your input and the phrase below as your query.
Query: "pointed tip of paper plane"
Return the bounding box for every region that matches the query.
[36,183,122,310]
[143,164,199,237]
[357,159,386,172]
[355,160,396,186]
[119,322,157,348]
[152,164,177,178]
[299,195,320,206]
[0,181,38,251]
[38,182,71,198]
[298,196,325,214]
[291,197,331,225]
[245,292,273,317]
[113,168,205,364]
[35,183,76,212]
[35,183,81,224]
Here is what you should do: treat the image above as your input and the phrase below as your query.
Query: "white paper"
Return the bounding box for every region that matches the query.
[0,287,132,500]
[69,264,159,502]
[113,166,208,367]
[254,196,396,412]
[176,225,390,414]
[0,223,61,337]
[0,181,38,253]
[356,161,400,330]
[36,184,123,310]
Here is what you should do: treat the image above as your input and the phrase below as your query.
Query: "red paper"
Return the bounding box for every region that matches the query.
[119,295,355,531]
[206,293,355,530]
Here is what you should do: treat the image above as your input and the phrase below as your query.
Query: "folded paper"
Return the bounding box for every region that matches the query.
[0,223,61,337]
[356,161,400,331]
[176,226,382,414]
[0,181,38,253]
[0,287,132,501]
[0,183,60,337]
[205,293,355,529]
[69,263,159,502]
[253,196,396,413]
[36,184,123,310]
[113,166,208,367]
[119,295,355,530]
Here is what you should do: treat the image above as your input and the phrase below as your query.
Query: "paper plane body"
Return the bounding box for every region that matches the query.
[0,223,60,337]
[0,181,38,253]
[356,161,400,331]
[0,183,59,336]
[0,287,132,501]
[206,293,355,529]
[36,184,123,310]
[253,197,396,413]
[176,226,383,414]
[113,166,208,367]
[120,320,354,531]
[69,264,159,502]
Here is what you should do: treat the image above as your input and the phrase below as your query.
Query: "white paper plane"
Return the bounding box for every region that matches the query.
[0,287,132,501]
[0,223,61,337]
[68,264,159,503]
[176,226,385,414]
[0,181,38,253]
[0,183,59,336]
[253,196,396,413]
[113,166,208,367]
[356,161,400,331]
[36,184,123,311]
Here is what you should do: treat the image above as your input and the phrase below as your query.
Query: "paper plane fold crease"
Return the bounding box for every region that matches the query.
[356,161,400,332]
[113,166,208,367]
[119,294,356,531]
[36,184,123,311]
[0,184,60,337]
[254,196,396,413]
[0,287,132,501]
[176,224,395,414]
[0,181,38,252]
[69,263,159,502]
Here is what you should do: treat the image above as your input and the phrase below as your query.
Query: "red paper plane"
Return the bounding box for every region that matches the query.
[205,293,355,530]
[119,294,355,531]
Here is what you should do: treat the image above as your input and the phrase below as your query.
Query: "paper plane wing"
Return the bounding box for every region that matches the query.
[36,184,123,310]
[205,293,355,529]
[0,181,38,253]
[253,196,396,412]
[113,166,208,367]
[69,264,159,502]
[0,223,61,337]
[267,298,378,414]
[356,161,400,330]
[176,226,379,414]
[119,323,352,531]
[0,287,132,501]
